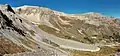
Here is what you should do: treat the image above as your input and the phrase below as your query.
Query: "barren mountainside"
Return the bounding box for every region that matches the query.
[0,4,119,56]
[14,5,120,44]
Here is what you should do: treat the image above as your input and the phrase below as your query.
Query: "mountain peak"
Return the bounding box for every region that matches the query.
[84,12,104,17]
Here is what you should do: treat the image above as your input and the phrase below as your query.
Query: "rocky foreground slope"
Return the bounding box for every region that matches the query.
[0,4,119,56]
[0,4,70,56]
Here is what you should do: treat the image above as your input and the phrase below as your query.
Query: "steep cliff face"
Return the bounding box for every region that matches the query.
[14,5,120,44]
[0,4,28,55]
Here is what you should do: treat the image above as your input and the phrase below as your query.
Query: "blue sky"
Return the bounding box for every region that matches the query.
[0,0,120,18]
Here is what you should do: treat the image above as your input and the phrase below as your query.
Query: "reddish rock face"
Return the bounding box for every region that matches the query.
[0,37,27,55]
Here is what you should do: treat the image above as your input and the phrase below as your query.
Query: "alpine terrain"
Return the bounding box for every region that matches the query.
[0,4,119,56]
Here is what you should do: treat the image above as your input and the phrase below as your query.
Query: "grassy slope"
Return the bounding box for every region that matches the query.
[71,46,120,56]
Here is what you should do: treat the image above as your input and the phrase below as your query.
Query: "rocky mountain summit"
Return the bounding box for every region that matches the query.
[0,4,119,56]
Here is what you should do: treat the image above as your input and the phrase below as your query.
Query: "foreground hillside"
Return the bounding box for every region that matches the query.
[0,4,119,56]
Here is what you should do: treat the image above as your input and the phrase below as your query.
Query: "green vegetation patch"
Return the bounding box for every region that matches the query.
[38,25,57,34]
